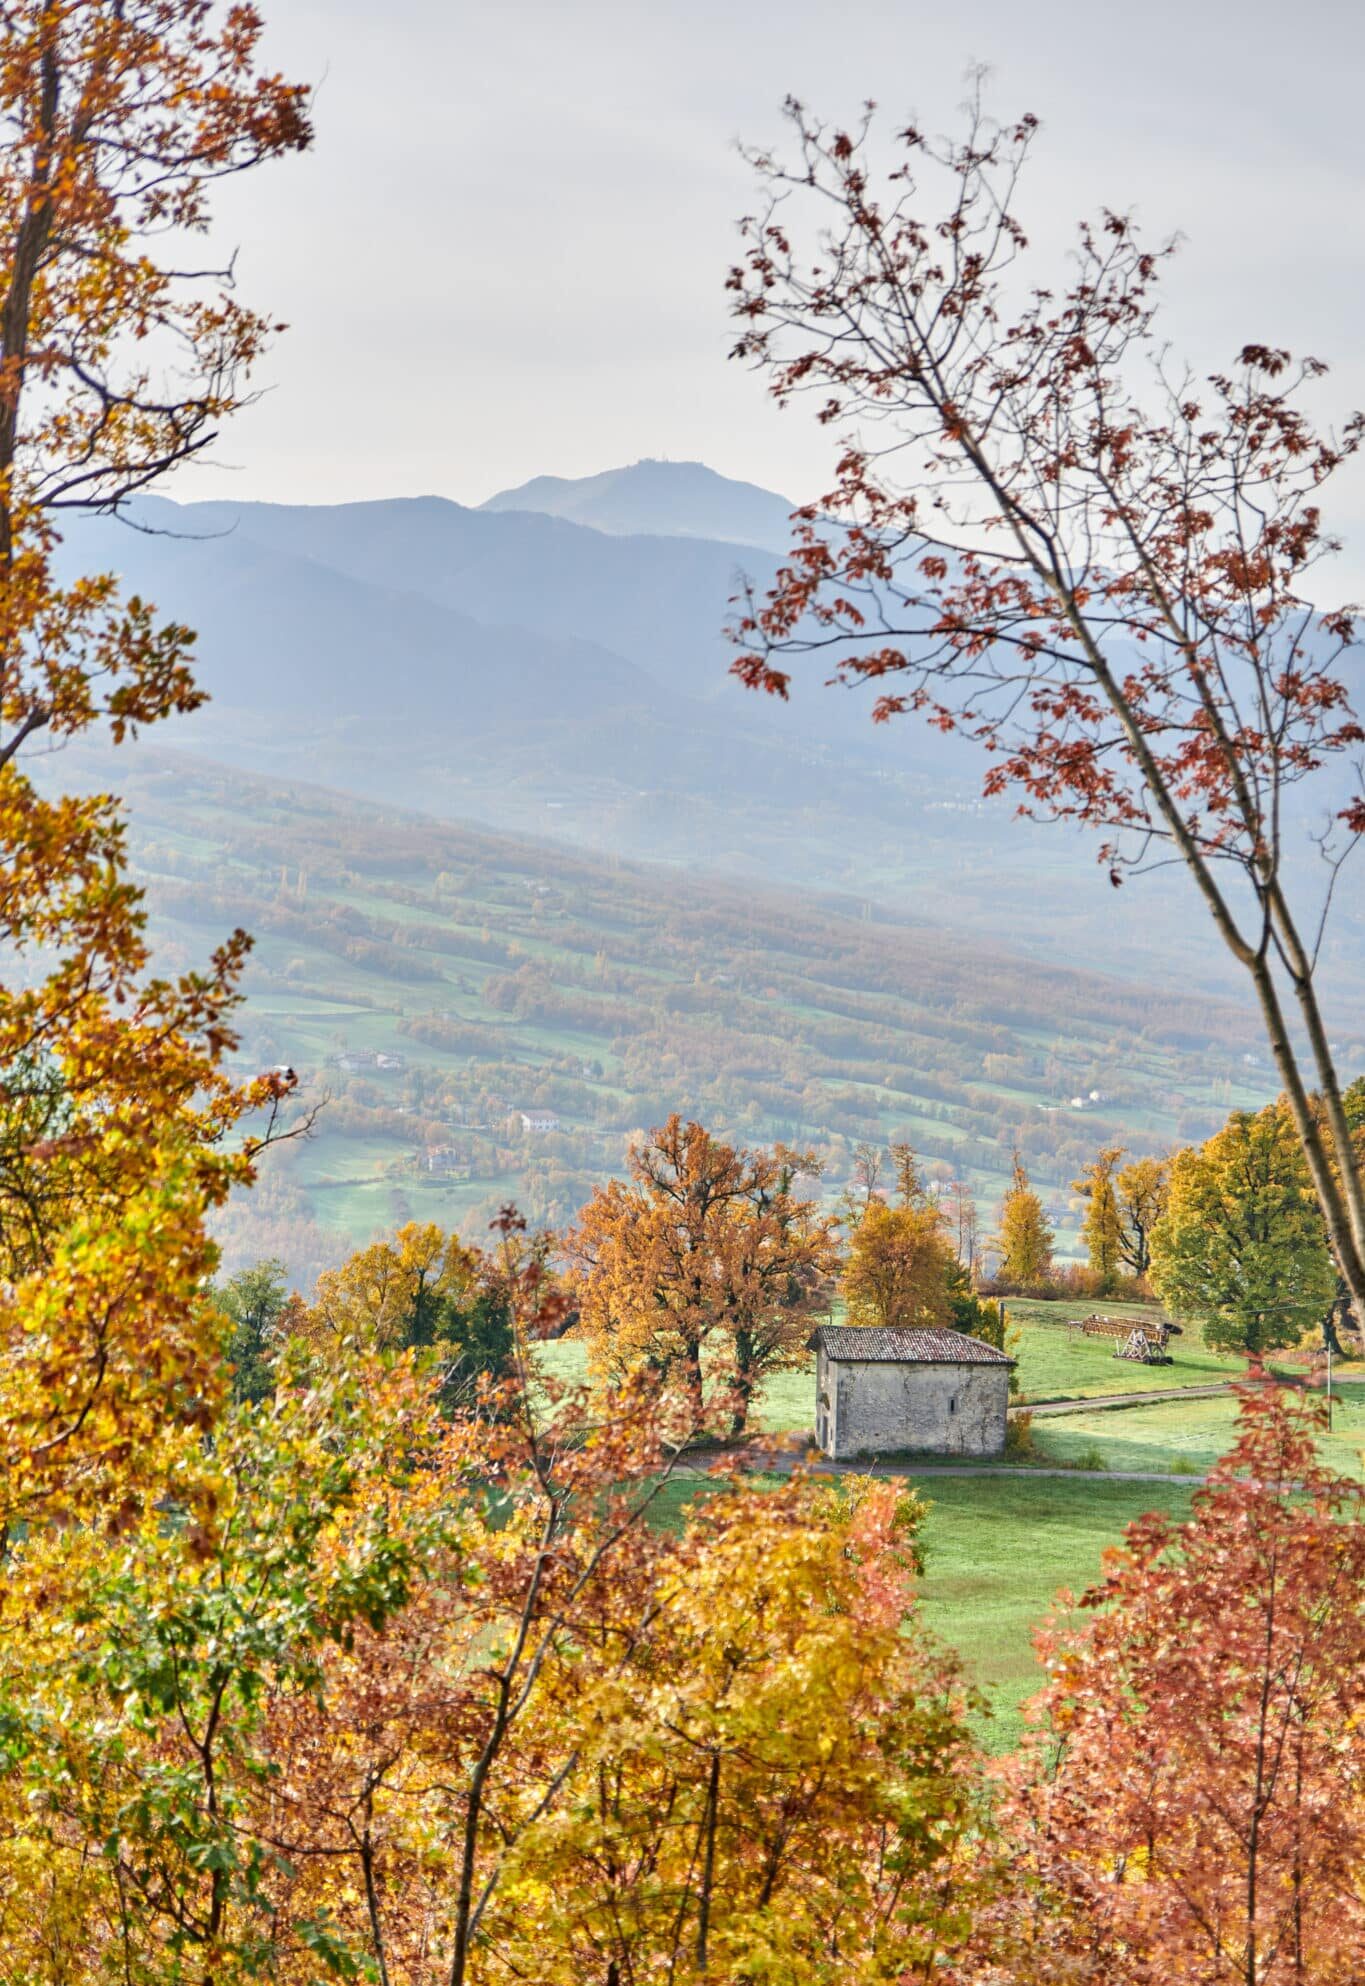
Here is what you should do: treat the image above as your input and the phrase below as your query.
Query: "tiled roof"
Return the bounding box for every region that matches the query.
[808,1325,1014,1366]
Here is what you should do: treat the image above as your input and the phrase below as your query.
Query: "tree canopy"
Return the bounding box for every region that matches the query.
[1150,1105,1337,1357]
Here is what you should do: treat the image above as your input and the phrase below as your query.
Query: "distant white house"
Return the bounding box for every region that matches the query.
[336,1048,406,1075]
[515,1109,560,1135]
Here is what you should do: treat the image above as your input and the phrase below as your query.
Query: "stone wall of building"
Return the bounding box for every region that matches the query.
[817,1350,1009,1460]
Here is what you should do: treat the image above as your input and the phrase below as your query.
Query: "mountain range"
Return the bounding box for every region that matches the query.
[55,459,1365,1011]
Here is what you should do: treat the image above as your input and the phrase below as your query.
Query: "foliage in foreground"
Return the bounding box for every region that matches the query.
[0,0,309,1530]
[0,1357,993,1984]
[1001,1387,1365,1983]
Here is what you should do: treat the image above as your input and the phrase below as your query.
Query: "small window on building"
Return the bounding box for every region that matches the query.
[950,1395,957,1413]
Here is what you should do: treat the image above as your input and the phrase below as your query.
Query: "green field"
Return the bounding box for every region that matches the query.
[50,747,1295,1291]
[539,1322,1362,1751]
[1029,1382,1365,1480]
[999,1297,1245,1401]
[646,1468,1198,1751]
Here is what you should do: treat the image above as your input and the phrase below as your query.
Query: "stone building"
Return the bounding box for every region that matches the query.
[809,1325,1013,1461]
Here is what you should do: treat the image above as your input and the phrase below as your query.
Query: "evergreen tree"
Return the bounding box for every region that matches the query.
[996,1153,1054,1290]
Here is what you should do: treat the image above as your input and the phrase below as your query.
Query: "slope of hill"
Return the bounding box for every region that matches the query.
[53,478,1365,1010]
[53,745,1315,1293]
[479,458,799,552]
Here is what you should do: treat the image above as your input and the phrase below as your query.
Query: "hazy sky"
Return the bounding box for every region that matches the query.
[199,0,1365,567]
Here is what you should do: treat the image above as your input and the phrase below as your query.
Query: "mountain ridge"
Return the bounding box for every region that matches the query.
[46,467,1365,1013]
[479,457,799,552]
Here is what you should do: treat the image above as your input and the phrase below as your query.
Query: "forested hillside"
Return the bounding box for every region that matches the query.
[68,748,1311,1288]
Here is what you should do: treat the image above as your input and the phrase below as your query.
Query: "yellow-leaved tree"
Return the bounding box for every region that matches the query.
[1072,1146,1125,1288]
[1150,1104,1336,1358]
[841,1199,956,1332]
[995,1151,1055,1291]
[0,0,310,1520]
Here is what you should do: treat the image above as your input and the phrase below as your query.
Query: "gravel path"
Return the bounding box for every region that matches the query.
[680,1453,1205,1486]
[1019,1381,1239,1417]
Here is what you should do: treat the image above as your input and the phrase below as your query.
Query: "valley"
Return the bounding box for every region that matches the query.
[63,745,1312,1287]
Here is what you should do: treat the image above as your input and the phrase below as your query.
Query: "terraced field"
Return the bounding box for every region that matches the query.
[57,746,1295,1286]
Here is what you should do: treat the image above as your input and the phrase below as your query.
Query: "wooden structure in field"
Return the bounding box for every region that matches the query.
[1076,1312,1182,1365]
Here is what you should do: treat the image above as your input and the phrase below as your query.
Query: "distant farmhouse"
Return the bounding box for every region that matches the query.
[335,1049,406,1075]
[809,1326,1014,1461]
[514,1109,560,1135]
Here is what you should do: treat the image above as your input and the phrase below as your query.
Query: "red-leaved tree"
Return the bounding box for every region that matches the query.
[727,92,1365,1326]
[1005,1386,1365,1984]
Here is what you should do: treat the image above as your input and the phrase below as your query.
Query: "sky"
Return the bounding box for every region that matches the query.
[198,0,1365,572]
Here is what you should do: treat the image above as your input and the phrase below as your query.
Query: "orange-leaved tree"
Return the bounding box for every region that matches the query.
[728,93,1365,1330]
[568,1116,838,1436]
[0,0,310,1531]
[842,1197,956,1332]
[1009,1387,1365,1984]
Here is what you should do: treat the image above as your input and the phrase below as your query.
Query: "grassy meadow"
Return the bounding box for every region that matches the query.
[541,1313,1365,1751]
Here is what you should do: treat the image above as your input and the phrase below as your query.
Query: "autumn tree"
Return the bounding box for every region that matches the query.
[0,1344,698,1985]
[996,1152,1054,1290]
[0,1348,458,1979]
[1013,1387,1365,1983]
[1072,1146,1124,1288]
[1150,1104,1336,1358]
[302,1218,518,1402]
[728,93,1365,1332]
[1115,1152,1169,1280]
[941,1173,982,1275]
[842,1198,955,1333]
[889,1136,928,1207]
[483,1475,991,1985]
[569,1117,837,1435]
[0,0,309,1536]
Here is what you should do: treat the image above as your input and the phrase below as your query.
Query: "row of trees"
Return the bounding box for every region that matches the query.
[1029,1081,1365,1357]
[557,1104,1360,1380]
[564,1117,1015,1432]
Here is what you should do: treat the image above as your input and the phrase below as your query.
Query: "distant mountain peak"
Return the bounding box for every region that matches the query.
[478,458,799,552]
